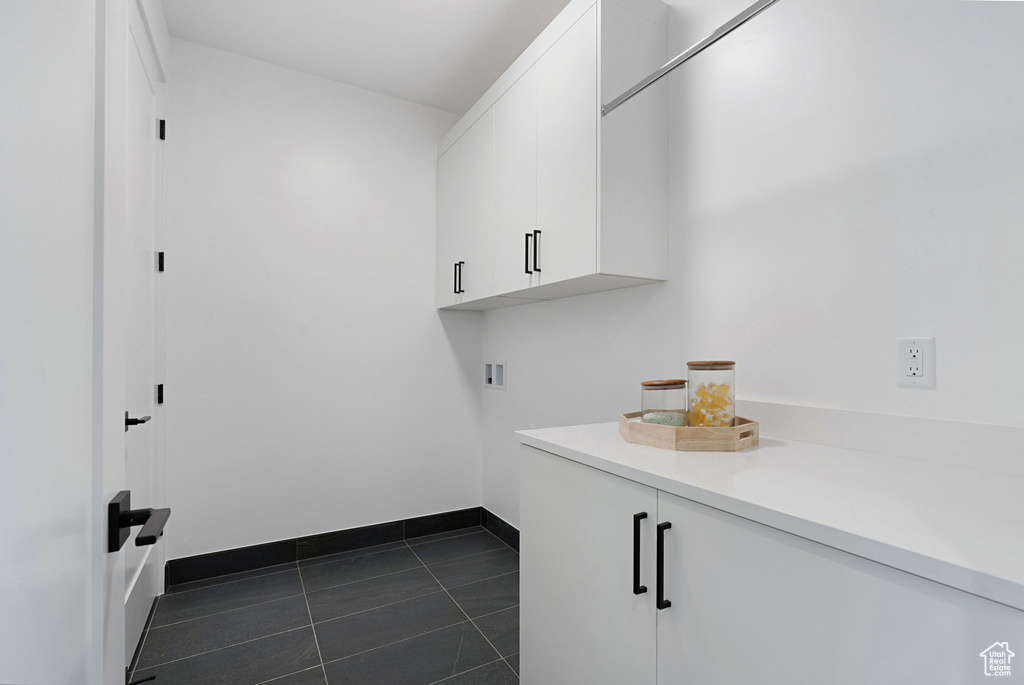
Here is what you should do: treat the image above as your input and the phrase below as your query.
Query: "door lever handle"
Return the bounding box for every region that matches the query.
[108,490,172,553]
[125,411,152,431]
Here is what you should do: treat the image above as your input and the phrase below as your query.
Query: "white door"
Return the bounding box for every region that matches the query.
[123,0,165,665]
[656,490,1024,685]
[535,6,598,286]
[0,1,120,683]
[520,445,658,685]
[493,69,538,295]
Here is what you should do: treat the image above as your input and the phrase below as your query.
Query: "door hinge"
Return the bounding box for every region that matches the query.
[156,384,164,405]
[159,119,166,140]
[157,251,165,272]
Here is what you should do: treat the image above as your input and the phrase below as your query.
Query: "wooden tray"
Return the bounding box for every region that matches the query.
[618,412,759,452]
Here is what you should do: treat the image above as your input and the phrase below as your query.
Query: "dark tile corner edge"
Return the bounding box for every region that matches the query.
[404,507,483,540]
[167,538,297,586]
[296,520,404,561]
[482,509,519,552]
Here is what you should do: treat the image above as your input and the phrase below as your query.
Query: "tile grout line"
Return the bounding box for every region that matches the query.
[443,569,519,593]
[426,657,510,685]
[319,618,475,668]
[134,624,312,672]
[418,544,518,570]
[307,541,515,596]
[298,542,411,570]
[459,603,519,623]
[253,664,323,685]
[296,564,330,684]
[304,563,425,594]
[150,592,307,630]
[404,541,508,672]
[311,588,447,627]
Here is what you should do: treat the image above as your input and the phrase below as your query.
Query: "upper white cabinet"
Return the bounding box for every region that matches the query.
[435,109,495,307]
[492,68,538,295]
[437,0,669,310]
[533,6,598,288]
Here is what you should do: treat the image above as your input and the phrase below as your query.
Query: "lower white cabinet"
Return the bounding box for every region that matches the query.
[520,443,657,685]
[521,444,1024,685]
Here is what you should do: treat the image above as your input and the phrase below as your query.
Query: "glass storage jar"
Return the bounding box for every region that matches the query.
[640,379,688,426]
[686,361,736,427]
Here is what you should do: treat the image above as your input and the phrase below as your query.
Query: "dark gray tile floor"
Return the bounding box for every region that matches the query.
[130,526,519,685]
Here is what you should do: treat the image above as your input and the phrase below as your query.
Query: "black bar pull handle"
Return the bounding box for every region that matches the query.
[633,512,648,595]
[457,261,465,294]
[525,233,533,274]
[532,230,541,272]
[454,262,459,294]
[657,521,671,610]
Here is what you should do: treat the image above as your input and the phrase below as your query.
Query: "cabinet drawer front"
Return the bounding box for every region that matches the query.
[656,491,1024,685]
[520,444,657,685]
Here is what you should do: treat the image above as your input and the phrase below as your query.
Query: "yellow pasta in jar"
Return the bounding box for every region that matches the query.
[688,383,733,427]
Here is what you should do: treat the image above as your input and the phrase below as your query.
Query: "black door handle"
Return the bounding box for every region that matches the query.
[134,507,172,546]
[457,261,465,294]
[124,411,151,432]
[525,233,533,274]
[657,521,671,610]
[453,262,459,294]
[108,490,172,553]
[633,512,647,595]
[533,230,541,272]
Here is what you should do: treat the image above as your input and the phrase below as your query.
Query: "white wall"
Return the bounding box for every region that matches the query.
[0,2,106,683]
[165,39,476,559]
[481,0,1024,525]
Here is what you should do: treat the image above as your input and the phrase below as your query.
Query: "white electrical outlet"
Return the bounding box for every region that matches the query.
[896,337,935,389]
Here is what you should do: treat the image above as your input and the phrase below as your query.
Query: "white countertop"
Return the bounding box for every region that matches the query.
[515,422,1024,612]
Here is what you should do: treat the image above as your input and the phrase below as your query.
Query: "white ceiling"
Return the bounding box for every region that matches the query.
[163,0,574,114]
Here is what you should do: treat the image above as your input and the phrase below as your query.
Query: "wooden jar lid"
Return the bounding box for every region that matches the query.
[641,379,687,387]
[686,360,735,368]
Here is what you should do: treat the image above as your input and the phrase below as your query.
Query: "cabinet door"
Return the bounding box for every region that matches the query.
[435,141,463,307]
[535,5,598,286]
[459,108,495,301]
[435,111,494,307]
[520,445,658,685]
[493,69,537,295]
[656,490,1024,685]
